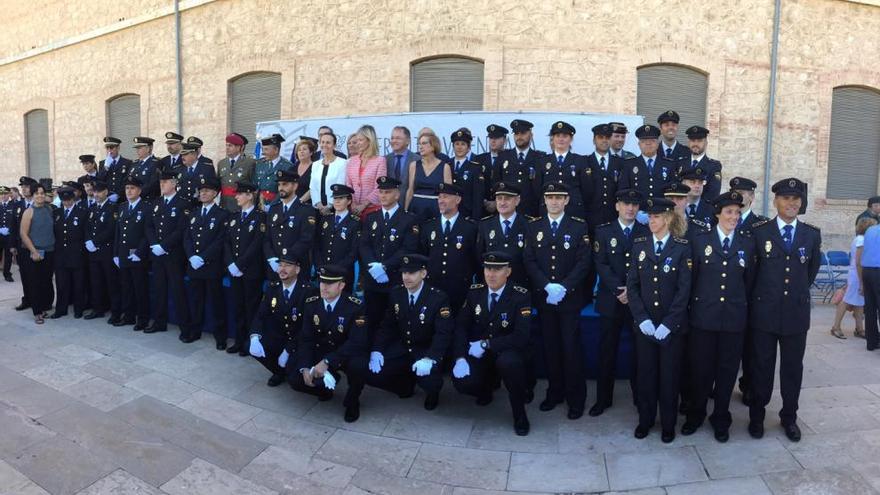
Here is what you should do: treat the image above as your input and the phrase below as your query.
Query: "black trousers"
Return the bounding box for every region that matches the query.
[16,249,30,306]
[453,350,528,420]
[863,267,880,349]
[54,264,87,316]
[538,304,586,412]
[289,355,368,408]
[595,311,637,408]
[687,329,744,431]
[188,277,226,343]
[152,257,191,332]
[89,258,121,317]
[738,326,755,394]
[365,353,443,396]
[119,265,149,323]
[230,277,263,347]
[634,331,683,432]
[20,252,54,316]
[364,289,390,341]
[0,235,12,277]
[749,330,807,426]
[252,333,287,377]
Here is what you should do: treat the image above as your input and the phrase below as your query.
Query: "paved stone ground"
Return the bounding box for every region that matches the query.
[1,277,880,494]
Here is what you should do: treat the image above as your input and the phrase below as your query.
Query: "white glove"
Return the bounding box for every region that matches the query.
[452,358,471,379]
[228,263,243,277]
[108,193,119,203]
[0,227,9,236]
[368,351,384,374]
[278,349,289,367]
[468,340,486,359]
[368,262,389,283]
[189,256,204,269]
[127,253,141,262]
[322,372,337,390]
[113,256,120,267]
[544,283,565,305]
[249,335,266,357]
[150,244,167,256]
[636,210,649,225]
[267,258,280,273]
[638,320,656,337]
[654,324,671,340]
[85,240,97,252]
[411,358,434,377]
[263,203,271,212]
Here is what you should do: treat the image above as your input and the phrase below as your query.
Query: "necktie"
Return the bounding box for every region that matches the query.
[666,148,672,158]
[557,155,564,167]
[444,220,451,235]
[202,207,208,217]
[455,161,462,172]
[108,159,115,169]
[335,215,341,226]
[737,215,743,227]
[165,198,170,206]
[503,219,511,236]
[326,303,332,314]
[395,155,403,178]
[284,288,291,301]
[384,211,390,222]
[647,158,654,173]
[283,204,288,215]
[655,240,663,254]
[409,294,415,308]
[230,158,236,169]
[129,204,134,213]
[490,292,498,312]
[782,224,793,252]
[722,237,730,254]
[65,208,70,219]
[242,211,247,222]
[687,204,696,217]
[189,166,195,176]
[491,156,496,168]
[518,152,525,164]
[600,156,606,172]
[550,220,558,236]
[692,159,698,168]
[320,164,330,205]
[623,226,631,239]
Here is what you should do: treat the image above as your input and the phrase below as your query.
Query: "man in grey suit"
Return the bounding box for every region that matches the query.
[385,126,418,208]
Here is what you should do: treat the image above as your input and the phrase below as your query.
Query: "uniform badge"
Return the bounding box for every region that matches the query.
[73,218,78,226]
[704,245,712,257]
[456,235,463,249]
[273,214,278,222]
[570,165,576,177]
[288,219,294,228]
[314,314,320,325]
[394,303,400,315]
[610,238,617,248]
[593,240,600,252]
[632,166,639,174]
[249,223,254,232]
[372,221,378,230]
[501,312,509,327]
[389,228,397,242]
[439,307,450,318]
[639,250,646,262]
[475,304,481,315]
[799,247,806,264]
[340,227,347,240]
[502,160,508,169]
[545,162,552,170]
[536,231,543,242]
[271,297,277,308]
[337,317,345,333]
[663,257,672,273]
[170,208,176,217]
[765,240,772,254]
[489,229,495,240]
[563,234,571,250]
[154,205,159,213]
[282,247,287,255]
[260,223,266,233]
[419,308,426,322]
[738,250,746,267]
[291,310,298,321]
[687,259,693,270]
[517,233,524,248]
[355,316,366,326]
[431,230,436,241]
[322,221,328,229]
[190,217,196,225]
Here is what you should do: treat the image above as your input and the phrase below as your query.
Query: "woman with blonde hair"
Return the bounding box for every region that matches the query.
[831,216,877,338]
[345,125,386,218]
[405,130,452,222]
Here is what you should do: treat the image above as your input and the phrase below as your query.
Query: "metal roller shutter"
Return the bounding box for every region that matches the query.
[826,87,880,199]
[636,65,708,142]
[228,72,281,147]
[107,95,141,152]
[411,57,484,112]
[25,109,50,179]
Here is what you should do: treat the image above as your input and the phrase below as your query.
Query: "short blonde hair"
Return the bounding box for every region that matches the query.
[296,139,316,156]
[857,217,878,236]
[418,131,442,157]
[355,125,379,161]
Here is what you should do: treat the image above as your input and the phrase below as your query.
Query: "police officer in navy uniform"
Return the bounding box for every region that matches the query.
[248,253,312,387]
[159,132,184,173]
[476,125,517,206]
[627,197,692,443]
[508,119,543,216]
[478,182,530,287]
[77,154,106,185]
[619,125,676,200]
[747,178,821,442]
[582,123,624,229]
[264,169,317,282]
[13,177,35,310]
[524,182,592,419]
[292,265,369,423]
[225,181,267,356]
[657,111,690,162]
[536,121,588,218]
[144,170,193,336]
[590,188,650,417]
[114,176,151,329]
[84,180,120,322]
[730,177,767,232]
[681,191,756,442]
[130,137,161,200]
[449,129,487,220]
[184,176,230,348]
[453,252,534,435]
[186,136,215,167]
[365,254,453,410]
[680,167,716,226]
[663,182,711,243]
[176,142,218,209]
[0,187,18,282]
[419,182,479,315]
[678,125,723,200]
[314,184,361,289]
[609,122,636,159]
[100,137,133,203]
[359,176,420,336]
[50,187,88,319]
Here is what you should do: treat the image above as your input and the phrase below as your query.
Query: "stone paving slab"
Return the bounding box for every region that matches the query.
[507,451,608,492]
[407,444,510,490]
[160,458,277,495]
[76,469,167,495]
[7,436,117,495]
[605,446,708,491]
[315,429,421,477]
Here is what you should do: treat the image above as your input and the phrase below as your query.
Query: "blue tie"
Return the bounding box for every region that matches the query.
[600,156,606,172]
[722,237,730,254]
[692,159,698,169]
[655,240,663,254]
[518,152,525,164]
[782,224,793,252]
[737,215,743,227]
[395,155,403,179]
[489,292,498,312]
[503,219,511,237]
[335,215,341,227]
[550,220,558,237]
[557,155,564,167]
[623,226,631,239]
[284,288,291,301]
[647,158,654,173]
[666,148,672,158]
[241,211,246,222]
[444,220,451,236]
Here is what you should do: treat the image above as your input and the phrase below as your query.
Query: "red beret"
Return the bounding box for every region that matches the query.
[225,133,246,146]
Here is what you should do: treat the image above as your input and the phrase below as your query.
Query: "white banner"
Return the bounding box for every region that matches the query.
[255,111,645,160]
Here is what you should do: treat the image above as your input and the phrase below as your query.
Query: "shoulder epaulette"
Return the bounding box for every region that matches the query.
[596,221,612,228]
[470,283,485,290]
[674,237,689,244]
[305,295,320,303]
[481,214,494,221]
[571,216,585,223]
[801,221,820,232]
[525,215,540,222]
[752,219,771,228]
[351,214,360,222]
[269,281,281,287]
[528,216,542,223]
[348,295,363,305]
[690,218,709,229]
[513,285,528,294]
[632,236,648,243]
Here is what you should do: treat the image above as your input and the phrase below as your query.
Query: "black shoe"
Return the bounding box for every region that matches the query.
[588,403,607,417]
[143,324,166,334]
[741,390,753,406]
[216,342,227,351]
[634,425,651,439]
[524,389,534,404]
[267,374,285,387]
[424,392,439,411]
[344,405,360,423]
[227,344,242,354]
[662,430,675,443]
[476,392,493,406]
[4,275,14,282]
[783,423,801,442]
[49,312,66,319]
[113,318,132,327]
[714,428,730,443]
[181,335,200,344]
[238,349,249,357]
[318,390,334,402]
[107,316,121,325]
[539,398,561,412]
[748,421,764,439]
[14,303,29,311]
[84,312,105,320]
[514,416,530,436]
[567,408,584,420]
[74,312,83,319]
[133,321,148,331]
[681,420,701,436]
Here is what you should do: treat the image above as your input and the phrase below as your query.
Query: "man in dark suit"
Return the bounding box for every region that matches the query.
[100,137,133,203]
[263,169,316,282]
[619,125,676,200]
[657,110,690,162]
[130,137,161,200]
[509,119,544,216]
[385,126,418,207]
[176,142,218,209]
[186,136,214,167]
[84,180,120,322]
[50,187,88,319]
[478,182,530,287]
[747,178,821,443]
[159,131,184,173]
[535,122,588,218]
[114,177,151,330]
[680,126,723,200]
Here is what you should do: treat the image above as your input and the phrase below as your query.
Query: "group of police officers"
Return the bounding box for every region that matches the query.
[0,111,821,441]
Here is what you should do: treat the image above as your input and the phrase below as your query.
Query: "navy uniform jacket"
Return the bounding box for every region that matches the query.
[626,235,692,333]
[500,148,543,216]
[477,213,530,286]
[686,217,712,243]
[748,218,821,335]
[359,208,419,292]
[536,152,588,218]
[100,157,133,199]
[619,156,676,199]
[263,198,316,265]
[523,215,592,310]
[159,154,183,173]
[678,156,723,200]
[198,155,214,167]
[451,159,487,220]
[660,142,690,162]
[145,194,191,262]
[0,200,19,243]
[184,205,230,279]
[223,207,267,279]
[581,153,624,230]
[686,199,716,227]
[175,163,218,209]
[252,281,313,354]
[114,200,151,268]
[296,294,368,370]
[593,220,650,317]
[419,215,479,298]
[130,156,161,200]
[78,170,106,185]
[454,283,532,358]
[53,204,88,269]
[86,200,117,262]
[739,211,768,232]
[313,212,361,275]
[373,284,453,362]
[689,229,757,332]
[477,151,528,208]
